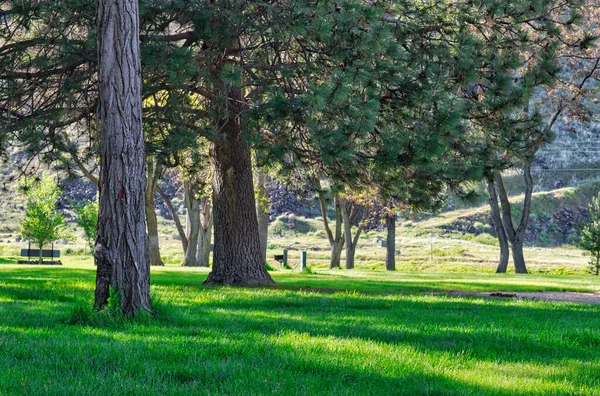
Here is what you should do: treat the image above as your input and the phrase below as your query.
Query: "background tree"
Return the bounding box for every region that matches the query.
[72,199,98,254]
[454,0,582,273]
[19,173,68,264]
[340,190,375,270]
[577,194,600,276]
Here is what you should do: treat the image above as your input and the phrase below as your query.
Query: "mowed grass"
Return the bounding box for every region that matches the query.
[1,265,600,395]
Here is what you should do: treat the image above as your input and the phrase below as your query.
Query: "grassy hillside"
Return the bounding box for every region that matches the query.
[406,181,600,247]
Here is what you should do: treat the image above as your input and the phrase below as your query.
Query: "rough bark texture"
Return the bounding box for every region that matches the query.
[94,0,151,314]
[196,196,212,267]
[317,187,345,269]
[386,212,396,271]
[204,87,274,285]
[255,167,270,265]
[486,179,510,273]
[146,157,164,266]
[495,164,533,274]
[182,180,201,267]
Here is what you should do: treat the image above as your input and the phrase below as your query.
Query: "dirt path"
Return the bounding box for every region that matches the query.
[440,290,600,305]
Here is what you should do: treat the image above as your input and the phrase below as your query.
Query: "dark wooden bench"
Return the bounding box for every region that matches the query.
[18,249,62,265]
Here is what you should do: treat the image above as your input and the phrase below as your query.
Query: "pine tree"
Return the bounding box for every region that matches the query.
[577,194,600,276]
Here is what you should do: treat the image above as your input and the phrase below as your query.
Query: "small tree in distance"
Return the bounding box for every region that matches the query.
[73,200,98,254]
[19,174,68,264]
[577,194,600,276]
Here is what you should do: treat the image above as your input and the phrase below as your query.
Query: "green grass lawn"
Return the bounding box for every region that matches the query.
[1,264,599,395]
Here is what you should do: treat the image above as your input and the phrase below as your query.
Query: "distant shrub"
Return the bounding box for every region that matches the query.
[431,246,467,257]
[474,233,499,246]
[576,193,600,275]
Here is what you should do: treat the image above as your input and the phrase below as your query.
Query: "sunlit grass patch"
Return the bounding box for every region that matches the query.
[0,265,599,395]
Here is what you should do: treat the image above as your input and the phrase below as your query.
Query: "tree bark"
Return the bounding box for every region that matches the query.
[386,211,396,271]
[196,196,212,267]
[510,236,527,274]
[204,87,274,285]
[182,180,201,267]
[94,0,151,314]
[486,178,510,273]
[330,240,344,270]
[146,157,164,266]
[255,166,270,265]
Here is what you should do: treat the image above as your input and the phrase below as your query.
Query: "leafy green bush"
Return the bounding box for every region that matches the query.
[72,200,98,254]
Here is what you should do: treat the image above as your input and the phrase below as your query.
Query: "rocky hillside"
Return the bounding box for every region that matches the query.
[415,182,600,247]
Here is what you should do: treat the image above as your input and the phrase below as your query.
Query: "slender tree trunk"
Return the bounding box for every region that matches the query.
[146,157,164,266]
[316,185,345,269]
[511,236,528,274]
[340,198,366,270]
[182,180,201,267]
[204,87,274,285]
[156,185,188,254]
[39,244,43,265]
[255,166,270,265]
[196,196,212,267]
[486,179,510,273]
[94,0,150,314]
[495,162,533,274]
[330,241,344,269]
[386,211,396,271]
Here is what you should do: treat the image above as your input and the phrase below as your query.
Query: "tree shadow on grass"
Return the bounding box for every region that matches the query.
[0,323,550,396]
[159,289,600,369]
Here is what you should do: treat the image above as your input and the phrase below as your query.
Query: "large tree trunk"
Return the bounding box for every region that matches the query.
[146,157,164,266]
[196,196,212,267]
[495,163,533,274]
[486,179,510,273]
[386,211,396,271]
[182,180,201,267]
[255,166,270,265]
[94,0,151,314]
[204,87,274,285]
